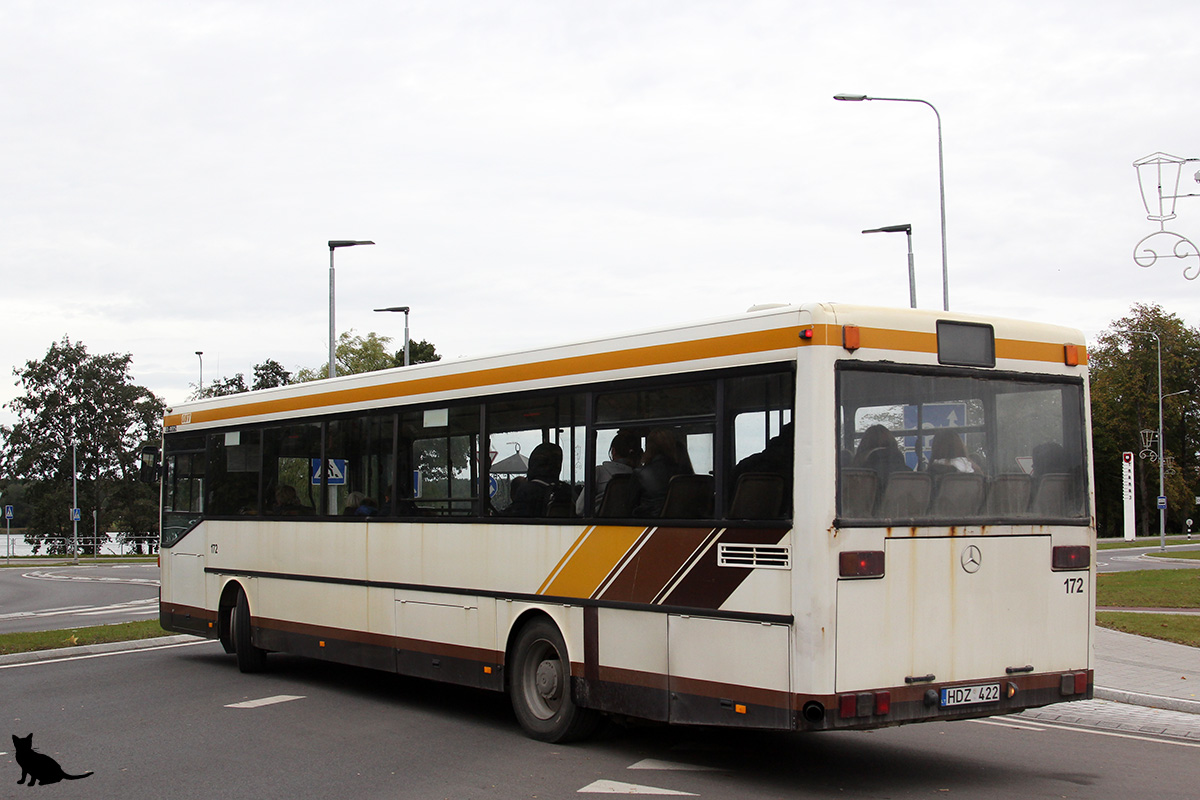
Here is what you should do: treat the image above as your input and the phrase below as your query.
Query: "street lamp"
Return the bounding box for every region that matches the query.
[328,240,375,379]
[374,306,411,366]
[195,351,203,394]
[834,93,950,311]
[1130,329,1189,551]
[862,224,916,308]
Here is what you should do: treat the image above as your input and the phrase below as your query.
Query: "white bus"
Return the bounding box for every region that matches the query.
[154,303,1094,741]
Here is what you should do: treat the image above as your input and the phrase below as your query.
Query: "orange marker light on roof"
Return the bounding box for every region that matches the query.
[1064,344,1080,366]
[843,325,861,352]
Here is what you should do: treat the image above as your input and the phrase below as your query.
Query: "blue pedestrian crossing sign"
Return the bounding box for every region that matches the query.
[70,507,81,521]
[4,505,12,519]
[311,459,348,486]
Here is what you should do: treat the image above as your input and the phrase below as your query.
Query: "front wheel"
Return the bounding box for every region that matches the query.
[509,618,600,742]
[232,589,268,673]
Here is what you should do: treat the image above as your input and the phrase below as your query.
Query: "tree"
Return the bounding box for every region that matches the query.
[253,359,292,391]
[294,330,431,382]
[395,338,441,366]
[1088,304,1200,538]
[0,337,164,554]
[201,373,248,398]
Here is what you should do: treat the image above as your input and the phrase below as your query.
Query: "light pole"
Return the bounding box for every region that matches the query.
[1130,329,1190,551]
[862,224,916,308]
[195,351,203,394]
[328,240,375,379]
[374,306,411,366]
[834,93,949,311]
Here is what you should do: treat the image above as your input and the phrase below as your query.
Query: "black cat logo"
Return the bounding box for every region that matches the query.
[11,734,93,787]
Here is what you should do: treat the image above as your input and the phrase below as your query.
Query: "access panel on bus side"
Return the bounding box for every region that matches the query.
[667,615,792,729]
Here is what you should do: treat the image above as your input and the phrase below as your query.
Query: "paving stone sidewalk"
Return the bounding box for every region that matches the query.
[1093,625,1199,714]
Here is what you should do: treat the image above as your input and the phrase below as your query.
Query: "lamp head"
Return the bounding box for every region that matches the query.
[833,94,868,101]
[328,240,375,249]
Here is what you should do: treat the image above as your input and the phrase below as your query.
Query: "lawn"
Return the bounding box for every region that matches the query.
[0,620,171,656]
[1095,612,1200,648]
[1096,568,1200,608]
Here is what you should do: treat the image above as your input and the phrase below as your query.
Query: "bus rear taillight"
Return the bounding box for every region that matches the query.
[1051,546,1090,571]
[839,691,891,719]
[839,550,885,578]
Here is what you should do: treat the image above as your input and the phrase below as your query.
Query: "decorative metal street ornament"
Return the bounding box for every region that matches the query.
[1133,152,1200,279]
[1140,428,1159,462]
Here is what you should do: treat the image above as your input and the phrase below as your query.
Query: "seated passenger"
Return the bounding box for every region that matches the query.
[927,430,981,475]
[272,485,305,515]
[853,424,909,485]
[505,442,568,517]
[633,428,694,517]
[578,428,643,515]
[731,422,794,485]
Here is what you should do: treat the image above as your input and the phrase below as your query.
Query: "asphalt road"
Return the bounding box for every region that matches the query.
[0,562,158,634]
[1,640,1198,799]
[1095,543,1200,573]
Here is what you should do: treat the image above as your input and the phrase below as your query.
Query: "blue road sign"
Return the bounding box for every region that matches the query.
[4,505,12,519]
[70,508,81,522]
[310,459,348,486]
[1158,495,1168,510]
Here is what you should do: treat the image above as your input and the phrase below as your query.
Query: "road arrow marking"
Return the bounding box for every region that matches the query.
[628,759,721,772]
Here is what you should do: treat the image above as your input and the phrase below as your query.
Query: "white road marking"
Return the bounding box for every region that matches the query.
[225,695,306,709]
[971,718,1047,732]
[578,780,698,795]
[628,759,722,772]
[1033,718,1200,748]
[0,638,213,670]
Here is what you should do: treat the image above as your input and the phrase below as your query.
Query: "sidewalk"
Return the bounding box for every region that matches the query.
[1093,625,1200,714]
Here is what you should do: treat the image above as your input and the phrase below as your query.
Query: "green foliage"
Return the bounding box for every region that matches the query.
[1096,612,1200,648]
[252,358,292,391]
[1089,304,1200,538]
[0,337,164,555]
[395,338,442,366]
[200,373,248,398]
[295,330,441,382]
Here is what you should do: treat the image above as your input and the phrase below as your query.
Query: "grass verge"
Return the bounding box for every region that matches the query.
[1149,550,1200,561]
[0,620,172,656]
[1095,612,1200,648]
[1096,569,1200,609]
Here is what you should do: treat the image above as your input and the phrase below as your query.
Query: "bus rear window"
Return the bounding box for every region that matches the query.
[836,364,1087,525]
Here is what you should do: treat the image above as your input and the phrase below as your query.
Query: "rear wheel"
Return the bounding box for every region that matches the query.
[232,589,268,673]
[509,618,600,742]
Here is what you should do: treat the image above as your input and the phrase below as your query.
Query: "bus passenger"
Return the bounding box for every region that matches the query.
[578,428,643,514]
[505,442,567,517]
[633,428,694,517]
[853,424,908,485]
[927,430,980,475]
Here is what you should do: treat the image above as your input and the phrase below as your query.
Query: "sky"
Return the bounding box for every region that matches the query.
[3,0,1200,422]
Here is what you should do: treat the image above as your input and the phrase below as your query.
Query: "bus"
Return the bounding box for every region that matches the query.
[153,303,1094,742]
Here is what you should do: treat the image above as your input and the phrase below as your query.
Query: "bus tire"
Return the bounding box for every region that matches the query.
[509,618,599,743]
[232,589,268,674]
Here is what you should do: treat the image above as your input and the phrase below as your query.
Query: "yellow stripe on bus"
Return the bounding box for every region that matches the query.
[164,327,801,428]
[539,525,648,599]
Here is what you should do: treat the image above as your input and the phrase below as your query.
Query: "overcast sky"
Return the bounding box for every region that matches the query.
[3,0,1199,420]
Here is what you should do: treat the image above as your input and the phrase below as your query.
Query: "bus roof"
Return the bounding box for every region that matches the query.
[163,303,1087,432]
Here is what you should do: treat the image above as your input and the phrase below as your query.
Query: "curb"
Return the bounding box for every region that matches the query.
[1095,686,1200,716]
[0,634,206,667]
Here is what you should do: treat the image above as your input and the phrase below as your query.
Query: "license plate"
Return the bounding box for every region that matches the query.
[940,683,1001,707]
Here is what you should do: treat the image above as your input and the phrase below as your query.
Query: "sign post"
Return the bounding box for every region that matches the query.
[4,504,11,565]
[1122,452,1136,541]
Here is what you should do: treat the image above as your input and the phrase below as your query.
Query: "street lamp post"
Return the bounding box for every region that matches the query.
[328,240,376,379]
[834,94,949,311]
[374,306,411,366]
[862,224,916,308]
[1130,329,1190,551]
[195,351,203,394]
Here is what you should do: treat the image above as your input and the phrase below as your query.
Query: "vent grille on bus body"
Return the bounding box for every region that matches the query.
[718,543,791,569]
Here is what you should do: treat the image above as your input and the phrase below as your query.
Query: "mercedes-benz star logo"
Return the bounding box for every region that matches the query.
[961,545,982,574]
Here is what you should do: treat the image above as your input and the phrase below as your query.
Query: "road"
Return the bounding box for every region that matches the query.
[1096,542,1200,573]
[0,562,158,633]
[1,640,1198,799]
